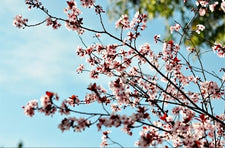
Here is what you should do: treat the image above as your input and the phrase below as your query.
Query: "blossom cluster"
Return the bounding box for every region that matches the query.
[13,15,28,29]
[170,24,181,33]
[212,43,225,58]
[195,24,205,34]
[100,130,110,148]
[46,17,61,29]
[64,0,84,34]
[200,81,224,99]
[80,0,95,8]
[22,99,38,117]
[195,0,225,16]
[97,111,149,136]
[85,83,110,104]
[115,12,147,41]
[39,91,58,116]
[25,0,43,10]
[22,91,59,116]
[58,117,90,132]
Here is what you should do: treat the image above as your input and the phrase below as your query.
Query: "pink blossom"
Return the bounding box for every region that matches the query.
[100,131,110,148]
[58,117,90,132]
[64,0,84,34]
[127,32,135,40]
[39,91,57,116]
[121,125,132,136]
[196,24,205,34]
[23,99,38,117]
[200,81,223,99]
[65,0,77,11]
[76,46,86,57]
[85,83,110,104]
[172,106,183,115]
[58,100,70,115]
[13,15,28,29]
[109,78,131,105]
[189,92,200,103]
[115,14,130,29]
[46,17,61,29]
[154,34,160,43]
[85,93,97,104]
[135,126,160,147]
[76,64,84,73]
[199,8,206,16]
[209,2,219,12]
[130,12,147,31]
[111,104,121,112]
[170,24,181,33]
[162,40,180,62]
[65,20,84,34]
[97,115,122,130]
[25,0,42,10]
[212,43,225,57]
[74,117,90,132]
[128,67,138,76]
[139,43,151,55]
[40,94,51,108]
[95,5,105,14]
[100,138,108,148]
[95,33,101,37]
[80,0,95,8]
[58,117,72,132]
[90,69,99,79]
[87,56,100,65]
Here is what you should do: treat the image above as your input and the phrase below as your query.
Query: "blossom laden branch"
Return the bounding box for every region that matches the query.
[17,0,225,147]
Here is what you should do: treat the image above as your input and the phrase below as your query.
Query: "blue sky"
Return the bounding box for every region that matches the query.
[0,0,224,147]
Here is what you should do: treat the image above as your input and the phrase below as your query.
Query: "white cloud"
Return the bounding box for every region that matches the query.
[0,0,123,95]
[0,25,79,92]
[0,0,26,16]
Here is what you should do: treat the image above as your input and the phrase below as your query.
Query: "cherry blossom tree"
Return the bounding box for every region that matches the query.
[15,0,225,147]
